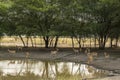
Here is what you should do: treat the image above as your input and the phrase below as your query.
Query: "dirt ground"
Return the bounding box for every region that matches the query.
[0,47,120,80]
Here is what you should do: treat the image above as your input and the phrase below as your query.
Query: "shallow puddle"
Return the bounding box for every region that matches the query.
[0,59,115,80]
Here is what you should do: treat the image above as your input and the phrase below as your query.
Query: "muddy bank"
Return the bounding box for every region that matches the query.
[0,47,120,79]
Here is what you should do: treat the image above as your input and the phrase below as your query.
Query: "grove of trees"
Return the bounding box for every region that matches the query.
[0,0,120,49]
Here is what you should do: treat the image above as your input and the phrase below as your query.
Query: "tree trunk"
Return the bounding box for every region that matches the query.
[26,36,29,47]
[34,37,36,47]
[99,41,105,50]
[0,37,1,47]
[94,36,97,48]
[30,37,34,47]
[43,36,49,48]
[90,36,91,48]
[49,37,54,47]
[110,37,113,48]
[82,36,86,48]
[71,36,74,48]
[45,39,49,48]
[19,35,26,47]
[115,37,119,47]
[82,41,84,47]
[78,37,81,49]
[98,36,107,50]
[54,36,59,48]
[75,36,81,50]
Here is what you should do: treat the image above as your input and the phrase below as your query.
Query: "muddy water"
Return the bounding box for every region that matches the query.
[0,59,115,80]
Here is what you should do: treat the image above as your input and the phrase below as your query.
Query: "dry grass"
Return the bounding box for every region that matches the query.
[0,36,119,48]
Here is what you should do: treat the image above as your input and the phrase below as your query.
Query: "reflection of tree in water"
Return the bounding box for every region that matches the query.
[41,62,77,79]
[7,59,40,76]
[41,61,58,79]
[57,63,71,80]
[56,63,84,80]
[1,59,43,80]
[41,61,49,78]
[60,63,70,76]
[0,60,113,80]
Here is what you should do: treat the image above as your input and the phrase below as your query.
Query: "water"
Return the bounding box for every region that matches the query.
[0,59,112,80]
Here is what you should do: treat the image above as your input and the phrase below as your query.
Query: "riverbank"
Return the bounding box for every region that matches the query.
[0,47,120,80]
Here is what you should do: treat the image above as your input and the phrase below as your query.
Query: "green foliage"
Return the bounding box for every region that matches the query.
[0,0,120,48]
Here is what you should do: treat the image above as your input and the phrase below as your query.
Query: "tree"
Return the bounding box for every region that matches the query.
[81,0,120,49]
[0,0,12,46]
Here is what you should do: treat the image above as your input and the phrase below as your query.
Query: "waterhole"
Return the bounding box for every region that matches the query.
[0,59,116,80]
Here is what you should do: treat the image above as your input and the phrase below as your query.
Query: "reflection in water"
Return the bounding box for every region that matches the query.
[0,59,111,80]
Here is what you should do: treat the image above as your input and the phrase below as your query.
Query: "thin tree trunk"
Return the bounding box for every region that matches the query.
[94,36,97,48]
[54,36,59,48]
[90,36,91,48]
[98,37,104,49]
[110,37,113,48]
[75,36,81,52]
[0,37,1,47]
[82,36,85,48]
[26,36,29,47]
[49,37,54,47]
[78,37,81,49]
[30,37,34,47]
[115,37,119,47]
[34,36,36,47]
[19,35,26,47]
[103,37,107,48]
[82,39,85,48]
[71,36,74,48]
[39,36,43,46]
[99,36,107,50]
